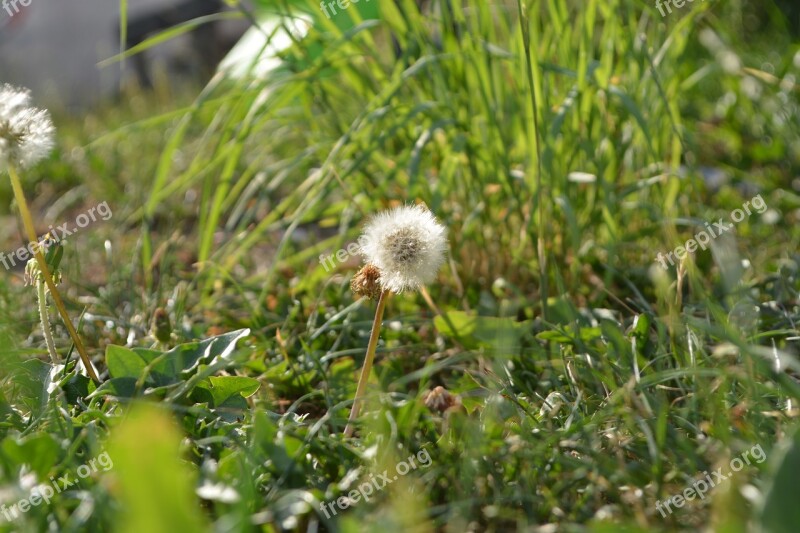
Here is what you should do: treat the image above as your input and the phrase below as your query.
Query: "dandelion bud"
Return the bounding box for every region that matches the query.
[151,308,172,344]
[351,264,382,300]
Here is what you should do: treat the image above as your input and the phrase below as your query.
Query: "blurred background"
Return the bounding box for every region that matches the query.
[0,0,248,109]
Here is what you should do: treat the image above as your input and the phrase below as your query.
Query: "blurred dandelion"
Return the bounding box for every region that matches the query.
[0,84,55,172]
[0,84,98,382]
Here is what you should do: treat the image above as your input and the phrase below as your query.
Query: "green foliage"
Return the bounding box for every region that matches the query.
[1,0,799,531]
[93,329,252,401]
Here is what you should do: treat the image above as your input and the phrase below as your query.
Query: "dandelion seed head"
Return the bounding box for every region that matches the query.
[359,205,448,293]
[0,84,55,172]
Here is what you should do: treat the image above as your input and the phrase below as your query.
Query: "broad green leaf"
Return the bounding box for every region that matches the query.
[103,329,253,393]
[162,330,253,403]
[106,345,149,379]
[202,329,252,364]
[87,377,139,400]
[162,328,252,378]
[193,376,260,408]
[63,373,94,404]
[13,359,55,417]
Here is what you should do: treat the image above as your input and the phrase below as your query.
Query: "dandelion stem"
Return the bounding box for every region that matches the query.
[7,164,100,383]
[344,289,389,437]
[36,278,59,364]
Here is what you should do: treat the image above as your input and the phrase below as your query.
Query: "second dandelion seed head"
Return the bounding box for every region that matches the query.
[0,84,55,173]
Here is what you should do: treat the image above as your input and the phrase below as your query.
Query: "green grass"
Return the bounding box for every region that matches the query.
[1,0,800,531]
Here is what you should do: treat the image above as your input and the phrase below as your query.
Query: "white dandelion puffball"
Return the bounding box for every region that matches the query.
[359,205,448,293]
[0,84,55,172]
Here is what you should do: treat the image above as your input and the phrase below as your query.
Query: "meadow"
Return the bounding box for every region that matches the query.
[1,0,799,531]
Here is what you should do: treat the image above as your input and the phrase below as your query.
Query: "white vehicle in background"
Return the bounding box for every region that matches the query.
[0,0,246,109]
[0,0,436,109]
